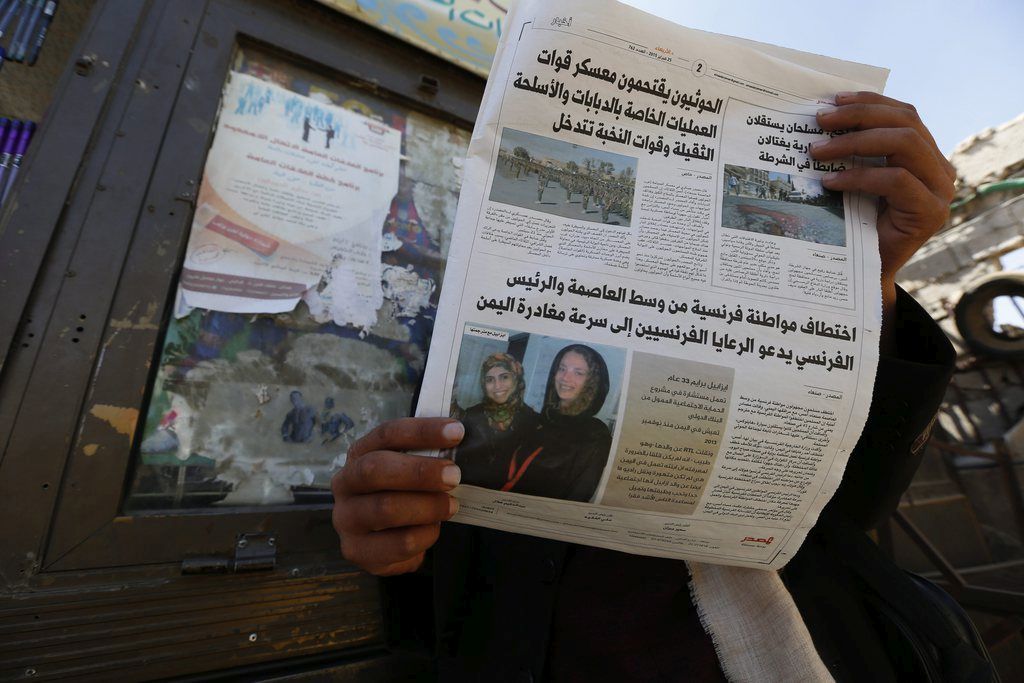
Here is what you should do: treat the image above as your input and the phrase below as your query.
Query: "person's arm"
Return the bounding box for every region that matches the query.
[828,288,955,530]
[810,91,956,351]
[331,418,464,575]
[810,92,956,529]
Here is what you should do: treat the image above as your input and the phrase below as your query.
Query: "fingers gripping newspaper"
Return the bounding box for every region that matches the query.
[417,0,889,569]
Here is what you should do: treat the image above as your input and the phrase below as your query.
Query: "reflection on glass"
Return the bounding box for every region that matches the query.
[124,46,470,510]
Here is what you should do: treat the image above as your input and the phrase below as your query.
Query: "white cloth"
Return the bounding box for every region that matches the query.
[688,562,834,682]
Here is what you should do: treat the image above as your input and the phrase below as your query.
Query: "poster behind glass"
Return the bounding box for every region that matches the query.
[124,47,471,510]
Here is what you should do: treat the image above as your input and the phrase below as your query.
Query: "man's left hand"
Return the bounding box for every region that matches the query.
[810,92,955,329]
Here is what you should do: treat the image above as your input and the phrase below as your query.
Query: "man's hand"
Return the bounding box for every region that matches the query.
[331,418,464,576]
[810,92,955,343]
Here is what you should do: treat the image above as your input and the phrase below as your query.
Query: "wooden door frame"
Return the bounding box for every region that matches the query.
[0,0,482,581]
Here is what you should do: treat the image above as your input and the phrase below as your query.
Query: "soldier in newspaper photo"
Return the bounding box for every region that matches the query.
[330,0,996,680]
[491,128,637,226]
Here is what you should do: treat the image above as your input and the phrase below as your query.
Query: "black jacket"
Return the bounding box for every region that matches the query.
[504,411,611,502]
[389,290,955,682]
[457,403,540,491]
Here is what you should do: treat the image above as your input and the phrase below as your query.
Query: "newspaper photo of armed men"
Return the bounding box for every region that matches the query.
[490,127,637,226]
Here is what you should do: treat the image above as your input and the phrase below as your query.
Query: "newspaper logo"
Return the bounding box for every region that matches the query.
[740,536,775,546]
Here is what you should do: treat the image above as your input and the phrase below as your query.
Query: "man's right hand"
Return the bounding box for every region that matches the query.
[331,418,464,576]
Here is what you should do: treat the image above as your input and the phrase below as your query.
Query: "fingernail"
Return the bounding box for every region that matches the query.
[442,464,462,487]
[809,140,828,152]
[448,496,460,516]
[822,172,839,183]
[816,106,837,119]
[442,421,465,442]
[835,91,854,101]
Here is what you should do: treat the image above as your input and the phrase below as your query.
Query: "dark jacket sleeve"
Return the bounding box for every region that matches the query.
[784,289,956,681]
[827,287,955,530]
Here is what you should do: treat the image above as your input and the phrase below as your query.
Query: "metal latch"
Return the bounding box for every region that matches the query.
[181,533,277,574]
[418,74,440,95]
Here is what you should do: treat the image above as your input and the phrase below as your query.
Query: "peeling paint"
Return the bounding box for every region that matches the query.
[142,334,407,504]
[253,384,272,404]
[187,117,210,135]
[382,264,434,318]
[367,305,412,342]
[103,328,121,349]
[109,301,160,330]
[83,444,100,456]
[90,404,139,442]
[303,260,383,330]
[404,112,471,195]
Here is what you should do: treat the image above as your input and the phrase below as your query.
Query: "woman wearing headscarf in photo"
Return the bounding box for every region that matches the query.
[502,344,611,502]
[455,353,539,489]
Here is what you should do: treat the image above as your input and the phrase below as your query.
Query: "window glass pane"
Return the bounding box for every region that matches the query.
[124,46,470,511]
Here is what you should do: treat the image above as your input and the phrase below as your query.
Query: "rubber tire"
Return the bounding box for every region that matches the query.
[953,271,1024,358]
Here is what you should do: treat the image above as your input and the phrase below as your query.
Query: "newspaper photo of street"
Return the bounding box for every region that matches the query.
[489,128,637,226]
[721,164,846,246]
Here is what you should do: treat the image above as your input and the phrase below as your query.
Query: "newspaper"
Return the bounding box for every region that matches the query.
[417,0,889,569]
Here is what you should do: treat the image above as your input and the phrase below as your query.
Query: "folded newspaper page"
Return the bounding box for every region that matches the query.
[417,0,888,569]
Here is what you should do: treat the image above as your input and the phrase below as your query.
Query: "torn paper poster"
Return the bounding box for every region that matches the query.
[381,231,404,252]
[382,264,435,318]
[177,71,401,320]
[301,205,392,328]
[143,334,410,505]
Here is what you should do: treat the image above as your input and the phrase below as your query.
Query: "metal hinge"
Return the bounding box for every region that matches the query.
[181,533,277,574]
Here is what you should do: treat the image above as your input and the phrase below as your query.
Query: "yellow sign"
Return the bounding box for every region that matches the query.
[316,0,510,78]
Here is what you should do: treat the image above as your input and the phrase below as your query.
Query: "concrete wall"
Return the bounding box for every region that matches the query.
[898,193,1024,351]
